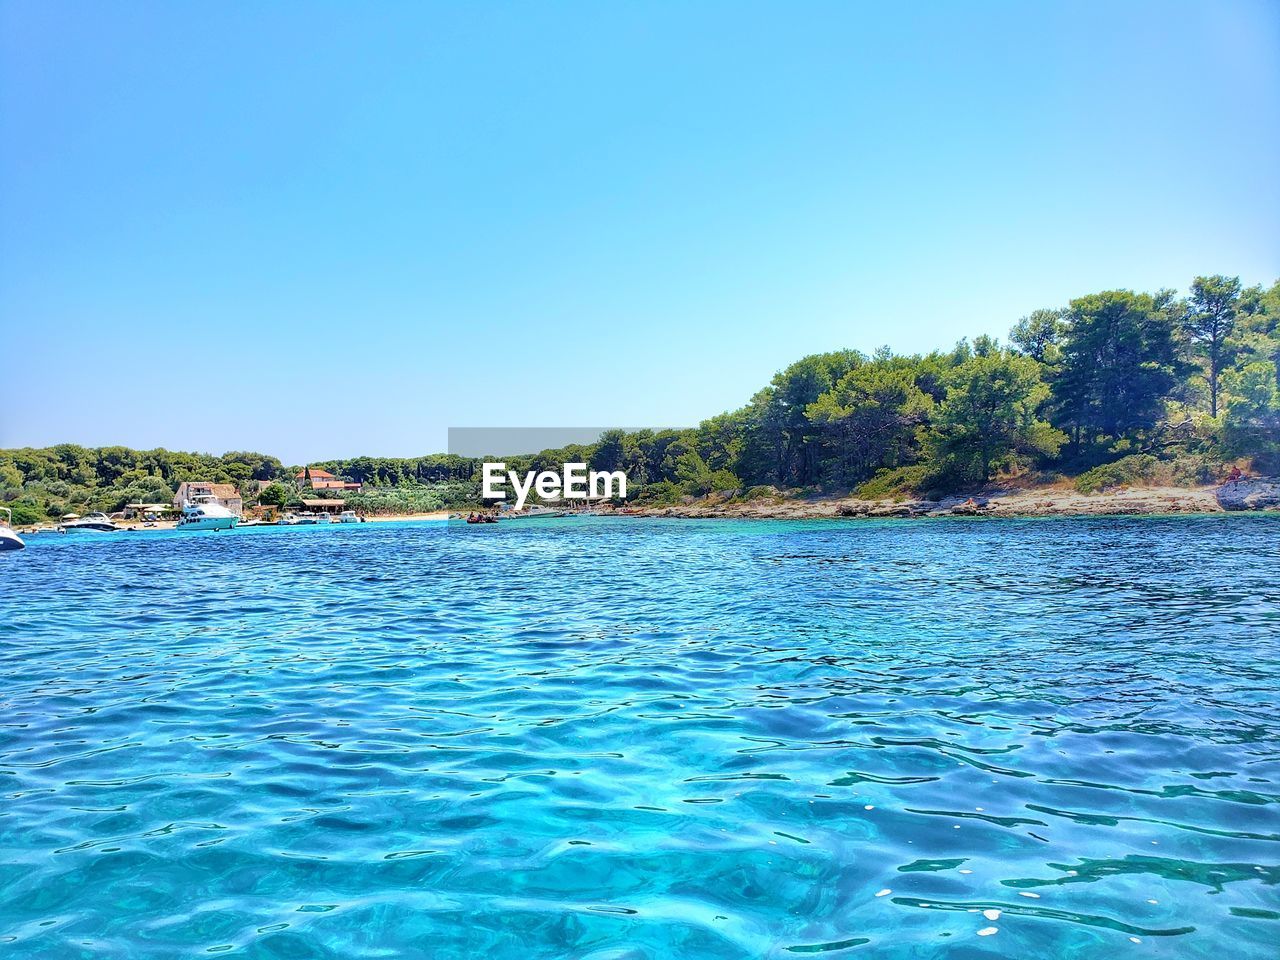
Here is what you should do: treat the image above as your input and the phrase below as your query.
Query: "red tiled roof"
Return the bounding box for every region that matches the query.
[296,468,337,479]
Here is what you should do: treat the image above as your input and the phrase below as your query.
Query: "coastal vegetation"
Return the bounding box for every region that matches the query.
[3,274,1277,521]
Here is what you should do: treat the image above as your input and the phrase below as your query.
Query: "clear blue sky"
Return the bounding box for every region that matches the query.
[2,1,1277,464]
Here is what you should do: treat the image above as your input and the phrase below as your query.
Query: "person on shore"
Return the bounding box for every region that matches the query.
[1227,465,1243,483]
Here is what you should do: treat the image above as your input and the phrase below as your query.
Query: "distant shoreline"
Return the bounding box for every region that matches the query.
[613,479,1280,520]
[15,484,1278,536]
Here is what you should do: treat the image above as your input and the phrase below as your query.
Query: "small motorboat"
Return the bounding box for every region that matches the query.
[0,507,25,551]
[465,513,499,524]
[337,510,362,523]
[58,512,118,533]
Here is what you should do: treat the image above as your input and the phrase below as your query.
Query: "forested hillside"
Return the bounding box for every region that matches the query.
[4,274,1277,521]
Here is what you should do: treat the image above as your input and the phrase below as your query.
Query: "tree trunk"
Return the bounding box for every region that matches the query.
[1209,353,1219,418]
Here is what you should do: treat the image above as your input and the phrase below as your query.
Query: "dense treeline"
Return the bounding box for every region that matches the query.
[0,448,286,523]
[3,274,1277,521]
[308,454,476,486]
[566,275,1279,501]
[0,446,484,522]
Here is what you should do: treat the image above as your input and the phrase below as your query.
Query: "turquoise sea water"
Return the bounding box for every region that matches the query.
[1,516,1278,959]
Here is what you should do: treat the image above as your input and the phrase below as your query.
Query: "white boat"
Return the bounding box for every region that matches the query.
[176,494,239,532]
[337,510,361,523]
[58,512,118,533]
[0,507,24,551]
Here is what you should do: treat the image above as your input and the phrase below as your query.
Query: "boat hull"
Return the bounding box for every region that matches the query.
[58,522,118,533]
[177,517,239,532]
[0,529,24,551]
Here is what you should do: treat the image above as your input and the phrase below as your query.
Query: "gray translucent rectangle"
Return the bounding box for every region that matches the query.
[448,427,660,458]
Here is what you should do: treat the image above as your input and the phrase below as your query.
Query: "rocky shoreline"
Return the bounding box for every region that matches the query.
[622,478,1280,520]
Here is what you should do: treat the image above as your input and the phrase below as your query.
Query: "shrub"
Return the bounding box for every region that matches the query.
[635,480,682,504]
[855,465,932,500]
[258,483,290,507]
[1254,453,1280,474]
[1074,454,1161,493]
[1168,454,1219,487]
[343,481,477,515]
[3,500,44,525]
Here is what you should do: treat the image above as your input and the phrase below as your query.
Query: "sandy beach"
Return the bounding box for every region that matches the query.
[364,511,451,523]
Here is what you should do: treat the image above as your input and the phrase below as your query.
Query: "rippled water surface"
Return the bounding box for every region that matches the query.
[2,516,1278,959]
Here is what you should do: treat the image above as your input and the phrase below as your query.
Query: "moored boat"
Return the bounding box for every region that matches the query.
[0,507,25,551]
[58,512,118,533]
[176,494,239,532]
[337,510,362,523]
